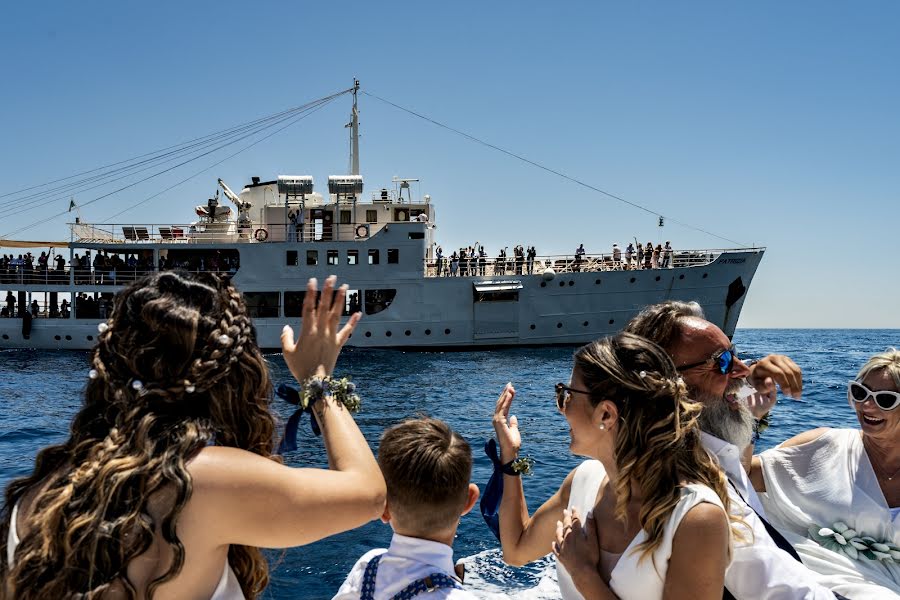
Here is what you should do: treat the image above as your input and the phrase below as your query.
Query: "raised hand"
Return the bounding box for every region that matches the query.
[281,276,362,382]
[492,383,521,463]
[553,508,602,585]
[749,354,803,400]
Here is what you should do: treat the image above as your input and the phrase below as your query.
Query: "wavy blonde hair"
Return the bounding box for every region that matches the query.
[574,332,742,562]
[855,348,900,390]
[0,271,276,599]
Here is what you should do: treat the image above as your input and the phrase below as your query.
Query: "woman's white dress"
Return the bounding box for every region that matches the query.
[556,460,729,600]
[758,428,900,598]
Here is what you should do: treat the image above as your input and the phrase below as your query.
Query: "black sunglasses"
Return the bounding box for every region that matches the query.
[677,345,737,375]
[848,381,900,411]
[555,382,591,411]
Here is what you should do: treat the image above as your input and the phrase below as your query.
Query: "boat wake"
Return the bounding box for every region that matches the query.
[458,549,560,599]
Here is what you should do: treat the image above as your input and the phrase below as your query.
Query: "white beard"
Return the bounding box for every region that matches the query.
[692,381,755,449]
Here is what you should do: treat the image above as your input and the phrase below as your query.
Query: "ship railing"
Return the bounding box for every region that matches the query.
[423,248,760,277]
[70,223,252,244]
[0,265,239,287]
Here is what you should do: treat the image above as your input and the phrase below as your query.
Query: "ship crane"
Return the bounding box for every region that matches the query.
[218,178,253,238]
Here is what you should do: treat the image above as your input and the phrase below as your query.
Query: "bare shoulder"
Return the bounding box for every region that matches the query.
[676,501,729,544]
[777,427,831,449]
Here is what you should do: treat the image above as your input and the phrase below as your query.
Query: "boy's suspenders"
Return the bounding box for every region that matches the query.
[360,554,463,600]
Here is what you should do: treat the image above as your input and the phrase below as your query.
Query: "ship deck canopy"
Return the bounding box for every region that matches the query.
[473,281,524,293]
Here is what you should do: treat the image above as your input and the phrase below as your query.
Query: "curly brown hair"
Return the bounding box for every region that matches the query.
[0,271,276,599]
[573,332,743,563]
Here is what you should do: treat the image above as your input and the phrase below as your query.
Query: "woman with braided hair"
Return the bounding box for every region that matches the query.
[1,272,385,599]
[491,332,744,599]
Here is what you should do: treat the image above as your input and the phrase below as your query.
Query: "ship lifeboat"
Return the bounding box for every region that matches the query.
[194,205,233,220]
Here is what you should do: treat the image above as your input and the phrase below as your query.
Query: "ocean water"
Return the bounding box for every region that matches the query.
[0,329,897,598]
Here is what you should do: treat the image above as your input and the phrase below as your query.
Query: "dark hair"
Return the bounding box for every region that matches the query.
[1,271,276,599]
[572,332,737,560]
[378,418,472,533]
[623,300,705,353]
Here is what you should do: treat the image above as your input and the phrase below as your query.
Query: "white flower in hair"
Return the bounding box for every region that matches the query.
[131,380,144,391]
[88,369,98,380]
[97,322,109,334]
[218,334,232,346]
[639,370,647,379]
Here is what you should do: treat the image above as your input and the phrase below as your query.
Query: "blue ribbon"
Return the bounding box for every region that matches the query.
[275,382,321,454]
[480,438,504,542]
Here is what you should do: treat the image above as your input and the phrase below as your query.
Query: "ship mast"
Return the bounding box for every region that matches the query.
[350,79,360,175]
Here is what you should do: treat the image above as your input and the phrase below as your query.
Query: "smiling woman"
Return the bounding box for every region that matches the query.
[749,349,900,598]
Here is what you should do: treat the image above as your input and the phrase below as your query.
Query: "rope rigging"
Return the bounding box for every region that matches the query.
[361,90,747,247]
[1,87,353,238]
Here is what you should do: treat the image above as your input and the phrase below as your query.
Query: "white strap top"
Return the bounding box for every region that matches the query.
[7,502,244,599]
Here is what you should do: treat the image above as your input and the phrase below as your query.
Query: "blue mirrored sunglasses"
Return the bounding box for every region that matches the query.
[677,345,737,375]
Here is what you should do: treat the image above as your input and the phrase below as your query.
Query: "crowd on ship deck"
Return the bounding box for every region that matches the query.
[430,240,677,277]
[2,273,897,600]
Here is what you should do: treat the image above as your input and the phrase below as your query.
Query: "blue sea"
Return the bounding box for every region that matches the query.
[1,329,897,598]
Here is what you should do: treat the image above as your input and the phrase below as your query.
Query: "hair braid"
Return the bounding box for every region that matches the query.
[2,271,275,599]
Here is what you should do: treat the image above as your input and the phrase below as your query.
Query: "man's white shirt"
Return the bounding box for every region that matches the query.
[701,432,836,600]
[332,533,475,600]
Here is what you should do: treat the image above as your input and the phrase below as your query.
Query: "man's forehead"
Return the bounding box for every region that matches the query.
[672,317,730,360]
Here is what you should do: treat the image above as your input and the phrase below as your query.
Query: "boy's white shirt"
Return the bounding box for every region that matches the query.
[332,532,476,600]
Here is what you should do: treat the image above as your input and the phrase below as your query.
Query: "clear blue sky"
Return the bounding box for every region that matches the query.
[1,2,898,328]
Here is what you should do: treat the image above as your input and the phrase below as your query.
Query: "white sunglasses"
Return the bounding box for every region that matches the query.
[848,381,900,411]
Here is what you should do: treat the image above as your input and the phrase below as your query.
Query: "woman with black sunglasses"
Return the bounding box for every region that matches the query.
[749,349,900,598]
[491,332,746,599]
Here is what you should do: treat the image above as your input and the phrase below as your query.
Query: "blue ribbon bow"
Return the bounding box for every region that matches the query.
[275,382,321,454]
[480,438,504,542]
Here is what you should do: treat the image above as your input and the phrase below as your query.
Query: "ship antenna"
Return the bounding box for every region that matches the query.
[350,79,360,175]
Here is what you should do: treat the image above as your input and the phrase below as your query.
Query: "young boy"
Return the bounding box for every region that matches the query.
[333,418,480,599]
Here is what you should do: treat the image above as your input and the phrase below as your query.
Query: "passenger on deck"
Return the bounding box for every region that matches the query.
[749,350,900,598]
[526,246,536,275]
[643,242,653,269]
[1,273,384,599]
[60,298,70,319]
[333,418,479,599]
[625,242,634,269]
[612,243,621,267]
[625,301,840,599]
[4,292,13,317]
[491,333,737,599]
[574,243,585,272]
[662,241,673,268]
[29,300,38,318]
[436,246,444,277]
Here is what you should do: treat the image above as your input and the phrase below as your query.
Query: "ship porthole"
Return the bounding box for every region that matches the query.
[679,274,685,280]
[557,322,562,329]
[65,335,72,341]
[583,321,589,327]
[364,331,372,338]
[568,281,574,286]
[386,331,392,337]
[530,324,535,330]
[1,334,7,340]
[404,330,411,336]
[540,282,546,288]
[87,335,93,341]
[630,277,636,283]
[702,273,708,279]
[54,335,61,341]
[655,276,661,282]
[608,319,615,325]
[444,328,451,335]
[425,329,431,335]
[595,279,601,285]
[559,281,565,287]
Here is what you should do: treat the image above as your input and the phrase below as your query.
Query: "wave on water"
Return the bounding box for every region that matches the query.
[459,550,560,599]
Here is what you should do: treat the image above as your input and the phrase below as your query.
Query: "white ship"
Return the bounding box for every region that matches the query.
[0,82,764,350]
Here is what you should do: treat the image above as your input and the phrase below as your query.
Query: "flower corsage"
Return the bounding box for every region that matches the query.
[809,521,900,563]
[275,375,361,453]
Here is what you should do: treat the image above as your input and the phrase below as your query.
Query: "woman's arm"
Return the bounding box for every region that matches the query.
[493,384,574,566]
[749,427,830,493]
[185,276,385,549]
[555,508,617,599]
[663,502,730,600]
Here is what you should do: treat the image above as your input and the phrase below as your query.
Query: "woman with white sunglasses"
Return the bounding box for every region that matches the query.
[749,349,900,598]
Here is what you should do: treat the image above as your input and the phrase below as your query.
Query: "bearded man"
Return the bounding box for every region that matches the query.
[625,301,841,600]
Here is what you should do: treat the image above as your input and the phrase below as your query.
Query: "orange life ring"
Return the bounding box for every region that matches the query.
[355,224,370,238]
[254,228,269,242]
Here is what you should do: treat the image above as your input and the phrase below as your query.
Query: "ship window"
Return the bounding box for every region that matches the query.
[366,209,378,223]
[408,232,425,240]
[284,292,303,317]
[347,250,359,265]
[475,291,520,302]
[347,290,361,315]
[340,210,352,225]
[387,249,399,264]
[368,249,380,265]
[286,250,298,266]
[364,289,396,315]
[244,292,279,318]
[327,250,339,266]
[307,250,318,266]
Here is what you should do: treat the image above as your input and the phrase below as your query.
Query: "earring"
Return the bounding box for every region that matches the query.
[598,423,606,430]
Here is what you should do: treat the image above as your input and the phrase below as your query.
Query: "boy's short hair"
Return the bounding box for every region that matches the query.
[378,417,472,533]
